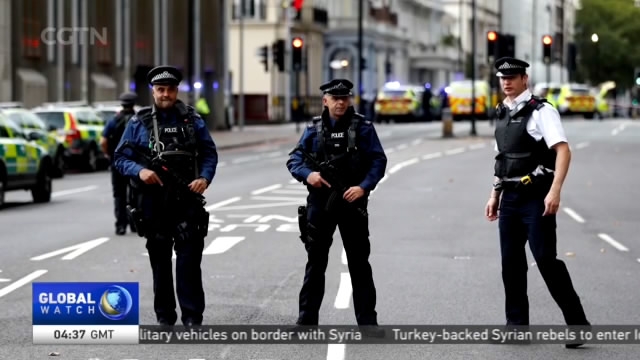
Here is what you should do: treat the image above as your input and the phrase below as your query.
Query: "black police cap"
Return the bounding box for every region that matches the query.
[147,65,183,86]
[494,57,530,77]
[119,92,137,106]
[320,79,353,96]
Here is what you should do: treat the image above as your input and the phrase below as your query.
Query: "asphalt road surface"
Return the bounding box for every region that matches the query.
[0,119,638,360]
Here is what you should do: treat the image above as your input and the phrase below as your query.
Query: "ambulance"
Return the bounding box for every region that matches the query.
[446,80,491,120]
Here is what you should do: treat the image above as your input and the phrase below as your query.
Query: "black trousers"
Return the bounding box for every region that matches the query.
[111,169,129,228]
[145,218,206,325]
[298,194,378,325]
[498,181,588,325]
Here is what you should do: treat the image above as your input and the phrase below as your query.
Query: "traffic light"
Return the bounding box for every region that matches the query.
[487,31,498,62]
[272,39,285,72]
[257,45,269,72]
[292,37,303,71]
[542,35,553,63]
[292,0,304,11]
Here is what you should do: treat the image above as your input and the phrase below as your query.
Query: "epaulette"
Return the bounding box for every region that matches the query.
[528,95,548,110]
[307,116,322,128]
[134,106,152,122]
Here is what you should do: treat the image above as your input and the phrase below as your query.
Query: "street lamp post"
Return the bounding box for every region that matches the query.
[591,33,599,84]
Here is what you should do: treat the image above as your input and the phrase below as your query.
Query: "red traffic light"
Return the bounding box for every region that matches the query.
[293,0,304,11]
[542,35,552,45]
[292,37,303,48]
[487,31,497,41]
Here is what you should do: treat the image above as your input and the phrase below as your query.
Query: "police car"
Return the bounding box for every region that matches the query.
[0,104,66,178]
[0,113,53,208]
[32,102,107,172]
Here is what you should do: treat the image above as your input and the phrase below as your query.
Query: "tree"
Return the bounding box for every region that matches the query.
[575,0,640,89]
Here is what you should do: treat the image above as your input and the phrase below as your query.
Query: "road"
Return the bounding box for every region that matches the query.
[0,119,638,359]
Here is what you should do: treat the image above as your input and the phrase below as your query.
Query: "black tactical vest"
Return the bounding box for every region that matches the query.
[312,107,366,186]
[140,104,199,182]
[107,110,135,158]
[494,96,556,178]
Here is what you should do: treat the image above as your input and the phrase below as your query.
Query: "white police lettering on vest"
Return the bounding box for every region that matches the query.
[331,132,345,139]
[164,127,178,133]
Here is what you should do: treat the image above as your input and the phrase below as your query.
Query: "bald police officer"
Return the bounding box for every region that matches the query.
[114,65,218,326]
[287,79,387,332]
[485,57,590,347]
[101,92,138,235]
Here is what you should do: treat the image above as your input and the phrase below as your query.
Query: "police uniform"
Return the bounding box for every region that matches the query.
[287,79,387,327]
[113,65,218,326]
[103,92,138,235]
[492,58,589,337]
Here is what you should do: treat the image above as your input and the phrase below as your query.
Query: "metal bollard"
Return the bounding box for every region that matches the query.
[441,108,453,138]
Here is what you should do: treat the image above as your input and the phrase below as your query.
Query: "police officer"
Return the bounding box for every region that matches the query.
[287,79,387,332]
[113,65,218,326]
[485,57,590,347]
[101,92,138,235]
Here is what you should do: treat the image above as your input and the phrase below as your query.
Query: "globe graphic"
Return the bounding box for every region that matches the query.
[99,286,133,320]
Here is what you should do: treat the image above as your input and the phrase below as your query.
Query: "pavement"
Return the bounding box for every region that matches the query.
[0,118,639,359]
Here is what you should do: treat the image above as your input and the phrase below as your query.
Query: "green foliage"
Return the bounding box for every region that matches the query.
[575,0,640,89]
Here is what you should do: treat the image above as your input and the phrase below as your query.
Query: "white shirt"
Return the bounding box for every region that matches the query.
[494,89,567,179]
[494,89,567,150]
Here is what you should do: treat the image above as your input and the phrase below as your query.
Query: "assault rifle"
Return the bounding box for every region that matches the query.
[289,144,367,217]
[119,141,206,207]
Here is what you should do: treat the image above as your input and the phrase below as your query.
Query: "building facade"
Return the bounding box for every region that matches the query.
[326,0,458,99]
[444,0,501,79]
[0,0,229,130]
[502,0,577,86]
[227,0,329,122]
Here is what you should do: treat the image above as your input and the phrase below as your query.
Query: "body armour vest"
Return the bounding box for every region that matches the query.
[141,107,199,182]
[494,96,556,178]
[313,107,367,186]
[107,110,134,158]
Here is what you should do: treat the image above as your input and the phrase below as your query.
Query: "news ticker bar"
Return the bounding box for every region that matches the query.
[32,325,640,344]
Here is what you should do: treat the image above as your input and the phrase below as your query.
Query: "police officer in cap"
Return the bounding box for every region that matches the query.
[114,65,218,326]
[287,79,387,332]
[101,92,138,235]
[485,57,590,347]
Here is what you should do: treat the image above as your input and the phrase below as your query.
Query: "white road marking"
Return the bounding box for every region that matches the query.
[468,143,486,150]
[30,237,110,261]
[422,152,443,160]
[205,197,242,211]
[611,128,619,136]
[220,224,270,232]
[574,142,590,150]
[598,233,629,252]
[334,272,352,309]
[264,151,283,158]
[637,258,640,264]
[232,155,261,164]
[341,248,348,265]
[289,179,299,184]
[0,270,48,298]
[202,237,246,255]
[326,344,346,360]
[386,148,396,154]
[411,138,423,146]
[396,144,408,150]
[0,279,10,283]
[251,195,307,202]
[445,147,465,155]
[562,207,585,224]
[218,161,227,167]
[51,185,98,198]
[251,184,282,195]
[211,202,302,211]
[271,189,308,195]
[257,215,297,223]
[388,157,419,174]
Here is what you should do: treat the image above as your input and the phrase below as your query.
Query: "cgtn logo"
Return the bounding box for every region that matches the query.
[32,282,139,326]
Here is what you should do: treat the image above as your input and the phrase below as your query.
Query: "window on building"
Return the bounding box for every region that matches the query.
[22,0,43,59]
[232,0,266,20]
[134,0,154,65]
[94,0,113,65]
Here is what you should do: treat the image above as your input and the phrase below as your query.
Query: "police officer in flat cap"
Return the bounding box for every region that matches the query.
[287,79,387,334]
[485,57,590,347]
[101,92,138,235]
[114,65,218,326]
